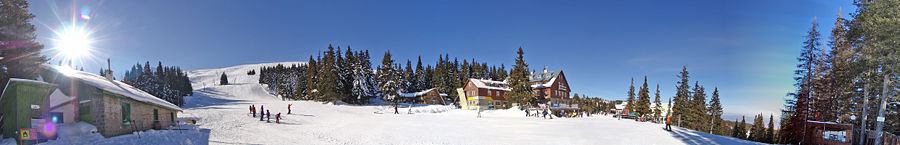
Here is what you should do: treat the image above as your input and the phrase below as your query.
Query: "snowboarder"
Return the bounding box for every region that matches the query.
[266,110,271,123]
[394,105,399,114]
[276,113,281,124]
[665,116,672,131]
[288,104,292,114]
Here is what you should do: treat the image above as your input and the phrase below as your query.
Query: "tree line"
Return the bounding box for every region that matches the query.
[258,44,510,105]
[122,61,193,106]
[781,1,900,144]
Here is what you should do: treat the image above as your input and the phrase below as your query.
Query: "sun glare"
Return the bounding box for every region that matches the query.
[51,25,94,65]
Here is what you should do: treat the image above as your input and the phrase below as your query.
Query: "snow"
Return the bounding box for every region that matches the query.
[43,64,181,111]
[9,62,768,145]
[530,77,556,89]
[468,78,511,91]
[35,122,209,145]
[399,88,436,98]
[169,62,770,145]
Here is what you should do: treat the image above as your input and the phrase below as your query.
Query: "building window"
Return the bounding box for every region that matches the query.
[170,112,175,122]
[153,109,159,121]
[121,102,132,125]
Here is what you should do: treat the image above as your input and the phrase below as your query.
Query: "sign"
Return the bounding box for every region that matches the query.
[877,117,886,122]
[19,128,37,140]
[30,105,40,109]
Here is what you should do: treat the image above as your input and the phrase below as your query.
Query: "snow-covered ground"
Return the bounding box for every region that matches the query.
[175,62,767,145]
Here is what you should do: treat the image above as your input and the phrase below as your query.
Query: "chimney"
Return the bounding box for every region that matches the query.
[105,58,114,80]
[543,66,548,73]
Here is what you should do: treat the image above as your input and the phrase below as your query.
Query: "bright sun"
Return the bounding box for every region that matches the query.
[53,25,94,61]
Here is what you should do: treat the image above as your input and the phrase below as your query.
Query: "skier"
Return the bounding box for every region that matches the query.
[260,109,264,121]
[276,113,281,124]
[542,109,547,119]
[665,116,672,131]
[251,105,256,117]
[266,110,271,123]
[288,104,292,114]
[394,104,399,114]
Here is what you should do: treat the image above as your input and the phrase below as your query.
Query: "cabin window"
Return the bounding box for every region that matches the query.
[170,112,175,122]
[153,109,159,121]
[121,102,132,125]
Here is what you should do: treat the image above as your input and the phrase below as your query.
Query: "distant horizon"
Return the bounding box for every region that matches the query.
[29,0,858,122]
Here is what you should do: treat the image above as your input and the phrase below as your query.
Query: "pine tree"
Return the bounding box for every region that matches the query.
[220,72,229,85]
[625,77,635,113]
[507,47,532,106]
[635,76,651,118]
[672,66,692,127]
[736,116,747,139]
[415,56,425,91]
[749,114,766,142]
[305,56,318,100]
[318,45,341,104]
[765,114,775,143]
[708,87,724,135]
[691,81,708,131]
[782,18,820,144]
[653,84,662,122]
[0,0,47,90]
[377,50,400,104]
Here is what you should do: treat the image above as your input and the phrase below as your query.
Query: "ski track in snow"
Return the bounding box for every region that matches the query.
[179,62,768,145]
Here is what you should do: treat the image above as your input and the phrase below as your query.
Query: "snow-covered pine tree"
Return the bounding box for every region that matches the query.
[377,50,400,104]
[415,56,426,91]
[403,59,414,92]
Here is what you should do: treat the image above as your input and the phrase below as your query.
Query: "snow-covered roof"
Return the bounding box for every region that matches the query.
[468,78,511,91]
[529,70,561,82]
[400,88,437,98]
[44,64,182,111]
[530,77,556,89]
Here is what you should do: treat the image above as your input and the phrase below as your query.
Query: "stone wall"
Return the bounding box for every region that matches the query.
[96,92,178,137]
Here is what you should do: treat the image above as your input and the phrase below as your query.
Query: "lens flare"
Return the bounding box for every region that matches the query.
[49,23,96,67]
[79,6,91,20]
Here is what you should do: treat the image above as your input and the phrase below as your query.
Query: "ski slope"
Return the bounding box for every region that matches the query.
[180,62,767,145]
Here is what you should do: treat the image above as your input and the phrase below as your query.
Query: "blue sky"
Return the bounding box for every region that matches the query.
[30,0,855,120]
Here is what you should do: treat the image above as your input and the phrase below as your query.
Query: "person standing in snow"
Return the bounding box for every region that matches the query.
[408,104,412,114]
[251,105,256,117]
[542,109,547,119]
[276,113,281,124]
[665,116,672,131]
[288,104,292,114]
[394,104,399,114]
[260,109,265,121]
[266,110,271,122]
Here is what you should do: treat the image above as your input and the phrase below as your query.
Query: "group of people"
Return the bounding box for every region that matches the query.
[250,104,292,124]
[525,108,593,119]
